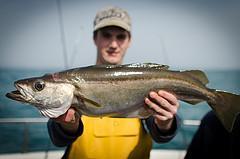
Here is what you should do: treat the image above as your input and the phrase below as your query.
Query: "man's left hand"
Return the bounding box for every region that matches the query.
[145,90,179,131]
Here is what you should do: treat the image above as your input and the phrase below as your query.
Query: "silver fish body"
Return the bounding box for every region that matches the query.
[6,63,240,132]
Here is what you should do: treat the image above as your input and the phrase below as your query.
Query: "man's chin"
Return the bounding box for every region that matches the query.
[105,58,122,65]
[107,61,121,65]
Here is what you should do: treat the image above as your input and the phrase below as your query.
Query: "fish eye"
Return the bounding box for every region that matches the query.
[34,80,45,91]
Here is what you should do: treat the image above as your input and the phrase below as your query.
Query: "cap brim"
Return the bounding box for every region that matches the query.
[94,19,131,32]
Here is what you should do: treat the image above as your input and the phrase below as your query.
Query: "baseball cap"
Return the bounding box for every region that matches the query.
[93,6,131,32]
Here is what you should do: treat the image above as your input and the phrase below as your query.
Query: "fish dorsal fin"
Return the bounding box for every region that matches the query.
[182,70,209,85]
[85,63,169,70]
[123,63,169,70]
[85,64,117,69]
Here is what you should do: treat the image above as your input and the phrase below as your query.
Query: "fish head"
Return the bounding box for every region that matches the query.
[6,75,75,118]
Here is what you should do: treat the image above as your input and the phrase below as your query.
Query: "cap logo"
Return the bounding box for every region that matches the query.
[94,9,126,26]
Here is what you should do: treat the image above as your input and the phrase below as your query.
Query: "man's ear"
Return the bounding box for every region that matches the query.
[93,36,97,45]
[127,37,132,48]
[93,38,97,46]
[93,30,98,46]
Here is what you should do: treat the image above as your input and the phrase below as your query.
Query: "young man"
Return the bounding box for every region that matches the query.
[48,6,180,159]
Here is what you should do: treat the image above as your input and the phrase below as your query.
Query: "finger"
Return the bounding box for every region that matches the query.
[145,97,174,119]
[153,114,169,121]
[158,90,179,106]
[149,92,171,109]
[65,108,76,123]
[144,99,155,114]
[156,91,179,113]
[149,92,178,115]
[54,113,67,123]
[149,92,169,108]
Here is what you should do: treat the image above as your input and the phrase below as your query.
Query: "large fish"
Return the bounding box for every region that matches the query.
[6,63,240,132]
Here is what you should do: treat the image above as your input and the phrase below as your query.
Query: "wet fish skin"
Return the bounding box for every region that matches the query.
[5,63,240,132]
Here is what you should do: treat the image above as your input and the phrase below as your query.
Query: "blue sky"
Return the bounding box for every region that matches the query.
[0,0,239,70]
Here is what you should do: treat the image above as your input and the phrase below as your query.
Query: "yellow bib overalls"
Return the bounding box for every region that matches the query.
[68,116,152,159]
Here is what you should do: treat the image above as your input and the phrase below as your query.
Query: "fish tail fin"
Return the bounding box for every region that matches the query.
[208,91,240,132]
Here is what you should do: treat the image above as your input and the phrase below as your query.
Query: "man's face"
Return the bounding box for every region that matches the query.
[94,27,131,65]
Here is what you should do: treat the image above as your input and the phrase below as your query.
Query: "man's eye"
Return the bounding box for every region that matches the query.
[102,32,111,39]
[117,34,127,40]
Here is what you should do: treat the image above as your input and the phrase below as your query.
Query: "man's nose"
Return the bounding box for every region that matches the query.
[109,39,118,48]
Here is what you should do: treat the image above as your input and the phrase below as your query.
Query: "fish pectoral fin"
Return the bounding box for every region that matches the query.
[74,90,102,108]
[182,98,204,105]
[78,96,102,108]
[84,97,102,108]
[182,70,209,85]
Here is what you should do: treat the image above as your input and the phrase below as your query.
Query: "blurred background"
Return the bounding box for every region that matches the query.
[0,0,239,159]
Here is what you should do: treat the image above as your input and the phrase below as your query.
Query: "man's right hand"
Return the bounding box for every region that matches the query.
[54,107,81,134]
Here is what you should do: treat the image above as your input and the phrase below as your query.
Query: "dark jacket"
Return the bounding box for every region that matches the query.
[185,111,240,159]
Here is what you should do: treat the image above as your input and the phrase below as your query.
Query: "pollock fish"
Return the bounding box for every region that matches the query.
[6,63,240,132]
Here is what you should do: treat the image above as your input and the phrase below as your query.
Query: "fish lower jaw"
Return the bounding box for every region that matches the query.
[39,105,71,118]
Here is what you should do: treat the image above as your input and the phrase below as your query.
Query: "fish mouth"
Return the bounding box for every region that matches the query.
[6,84,29,103]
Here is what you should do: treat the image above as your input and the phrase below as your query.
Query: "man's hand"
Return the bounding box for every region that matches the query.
[54,107,81,134]
[145,90,179,131]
